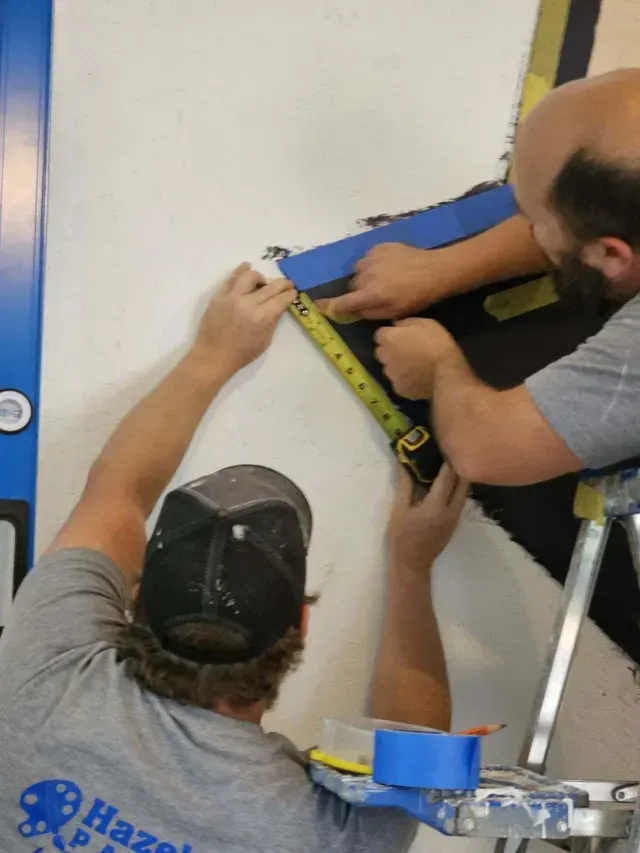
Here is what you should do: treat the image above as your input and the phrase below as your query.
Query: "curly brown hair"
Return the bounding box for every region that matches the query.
[116,598,315,710]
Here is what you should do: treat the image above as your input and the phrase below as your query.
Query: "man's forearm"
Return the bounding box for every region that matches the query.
[370,563,451,731]
[431,348,582,486]
[45,268,294,577]
[431,350,499,483]
[431,214,551,302]
[86,347,232,517]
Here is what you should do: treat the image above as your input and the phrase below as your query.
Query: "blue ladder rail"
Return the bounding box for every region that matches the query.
[0,0,53,608]
[311,764,592,840]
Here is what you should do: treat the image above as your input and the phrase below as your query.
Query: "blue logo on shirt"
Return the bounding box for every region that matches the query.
[18,780,83,851]
[17,780,194,852]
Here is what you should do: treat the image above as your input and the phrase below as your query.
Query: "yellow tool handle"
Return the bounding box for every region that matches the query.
[289,293,410,441]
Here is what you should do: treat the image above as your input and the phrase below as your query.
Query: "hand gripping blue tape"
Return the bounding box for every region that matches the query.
[278,184,517,290]
[373,730,481,790]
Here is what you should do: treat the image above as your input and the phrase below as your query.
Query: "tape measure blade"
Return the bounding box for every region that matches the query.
[289,294,410,441]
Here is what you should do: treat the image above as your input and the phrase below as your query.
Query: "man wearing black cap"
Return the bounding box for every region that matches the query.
[0,264,467,852]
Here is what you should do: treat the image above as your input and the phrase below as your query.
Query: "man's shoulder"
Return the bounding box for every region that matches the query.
[621,291,640,311]
[29,546,128,582]
[12,547,128,616]
[253,737,416,852]
[0,546,130,716]
[572,293,640,369]
[603,292,640,329]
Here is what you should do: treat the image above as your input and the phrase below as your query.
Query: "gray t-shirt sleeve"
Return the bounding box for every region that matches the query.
[267,732,418,852]
[313,788,418,852]
[525,294,640,470]
[0,548,128,691]
[0,553,418,851]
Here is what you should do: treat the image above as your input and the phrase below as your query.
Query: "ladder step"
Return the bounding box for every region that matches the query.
[562,781,638,804]
[310,763,634,840]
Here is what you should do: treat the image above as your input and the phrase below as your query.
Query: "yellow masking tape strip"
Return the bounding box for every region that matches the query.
[309,749,372,776]
[518,0,572,122]
[519,73,554,123]
[508,0,572,180]
[483,275,559,321]
[573,482,605,525]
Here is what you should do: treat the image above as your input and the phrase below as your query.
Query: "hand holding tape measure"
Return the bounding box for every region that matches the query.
[289,293,444,485]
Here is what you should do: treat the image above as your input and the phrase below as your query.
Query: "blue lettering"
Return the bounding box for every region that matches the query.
[82,799,119,835]
[69,828,91,848]
[97,846,116,853]
[181,847,194,853]
[130,830,158,852]
[156,845,178,853]
[110,820,134,845]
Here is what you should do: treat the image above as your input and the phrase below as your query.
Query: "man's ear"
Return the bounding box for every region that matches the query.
[300,604,310,638]
[582,237,635,282]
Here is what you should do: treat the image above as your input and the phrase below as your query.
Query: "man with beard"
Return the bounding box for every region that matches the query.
[318,69,640,486]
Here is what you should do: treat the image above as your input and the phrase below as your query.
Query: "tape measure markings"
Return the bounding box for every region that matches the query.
[289,294,410,441]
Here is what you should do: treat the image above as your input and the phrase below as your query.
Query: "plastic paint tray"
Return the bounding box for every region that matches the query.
[310,717,440,775]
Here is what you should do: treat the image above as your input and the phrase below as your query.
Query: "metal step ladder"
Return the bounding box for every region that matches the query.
[493,461,640,853]
[311,463,640,851]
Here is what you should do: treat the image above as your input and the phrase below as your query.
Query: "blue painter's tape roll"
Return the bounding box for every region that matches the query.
[373,730,481,790]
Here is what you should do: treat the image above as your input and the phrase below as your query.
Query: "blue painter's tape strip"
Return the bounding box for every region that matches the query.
[0,0,53,569]
[373,730,481,790]
[278,184,517,290]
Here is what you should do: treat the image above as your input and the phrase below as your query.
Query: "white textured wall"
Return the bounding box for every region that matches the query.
[39,3,640,852]
[590,0,640,75]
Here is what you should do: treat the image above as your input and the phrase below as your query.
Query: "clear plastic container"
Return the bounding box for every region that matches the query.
[317,717,440,772]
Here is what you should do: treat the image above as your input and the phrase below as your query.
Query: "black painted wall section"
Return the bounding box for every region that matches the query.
[305,275,640,665]
[556,0,602,87]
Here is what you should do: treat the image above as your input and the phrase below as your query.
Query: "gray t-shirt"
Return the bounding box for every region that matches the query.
[0,549,416,853]
[526,293,640,469]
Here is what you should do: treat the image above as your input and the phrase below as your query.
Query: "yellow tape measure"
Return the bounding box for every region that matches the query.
[289,293,409,439]
[289,293,440,484]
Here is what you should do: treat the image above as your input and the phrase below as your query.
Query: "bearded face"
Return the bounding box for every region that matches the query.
[552,250,619,305]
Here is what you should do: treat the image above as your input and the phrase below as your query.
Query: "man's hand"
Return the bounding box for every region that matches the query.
[374,318,457,399]
[388,464,468,571]
[46,262,295,584]
[195,263,295,376]
[371,463,467,729]
[314,215,553,323]
[316,244,454,321]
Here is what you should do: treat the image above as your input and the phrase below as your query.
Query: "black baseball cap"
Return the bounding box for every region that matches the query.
[140,465,312,664]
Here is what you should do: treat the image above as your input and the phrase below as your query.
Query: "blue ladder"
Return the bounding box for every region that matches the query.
[0,0,53,628]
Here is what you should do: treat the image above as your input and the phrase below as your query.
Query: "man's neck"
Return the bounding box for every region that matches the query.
[214,699,264,725]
